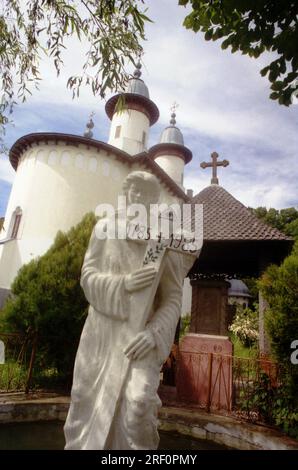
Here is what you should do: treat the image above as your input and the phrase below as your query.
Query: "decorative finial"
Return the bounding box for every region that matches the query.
[200,151,229,185]
[133,50,143,79]
[170,101,179,126]
[84,112,95,139]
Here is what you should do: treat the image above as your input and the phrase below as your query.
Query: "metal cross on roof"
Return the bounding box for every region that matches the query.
[200,152,229,185]
[171,101,179,114]
[170,102,179,126]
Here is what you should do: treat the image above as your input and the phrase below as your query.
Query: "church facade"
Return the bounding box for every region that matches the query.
[0,63,193,308]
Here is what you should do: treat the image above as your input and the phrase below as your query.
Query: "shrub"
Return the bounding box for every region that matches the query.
[179,314,191,339]
[229,305,259,347]
[240,372,298,439]
[0,212,97,387]
[259,241,298,376]
[258,240,298,439]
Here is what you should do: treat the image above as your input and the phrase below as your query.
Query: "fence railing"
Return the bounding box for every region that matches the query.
[0,329,37,393]
[175,350,285,420]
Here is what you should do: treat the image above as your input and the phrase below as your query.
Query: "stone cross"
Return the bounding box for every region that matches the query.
[200,152,229,185]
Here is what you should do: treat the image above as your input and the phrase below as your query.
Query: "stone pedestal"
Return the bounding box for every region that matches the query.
[176,333,233,411]
[190,280,230,335]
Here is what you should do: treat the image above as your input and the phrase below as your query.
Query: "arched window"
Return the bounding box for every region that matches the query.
[10,207,22,239]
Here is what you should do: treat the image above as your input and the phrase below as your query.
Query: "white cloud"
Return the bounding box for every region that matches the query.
[2,0,297,211]
[231,181,298,210]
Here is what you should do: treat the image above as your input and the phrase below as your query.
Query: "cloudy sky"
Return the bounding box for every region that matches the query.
[1,0,297,216]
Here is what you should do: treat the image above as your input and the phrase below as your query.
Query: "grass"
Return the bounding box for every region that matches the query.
[0,361,27,391]
[229,333,258,359]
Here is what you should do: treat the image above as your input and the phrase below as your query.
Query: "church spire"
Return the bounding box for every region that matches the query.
[133,59,142,79]
[83,113,95,139]
[105,56,159,155]
[148,103,192,188]
[169,102,178,126]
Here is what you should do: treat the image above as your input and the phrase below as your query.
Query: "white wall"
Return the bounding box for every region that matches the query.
[154,155,185,187]
[0,143,184,290]
[108,109,150,155]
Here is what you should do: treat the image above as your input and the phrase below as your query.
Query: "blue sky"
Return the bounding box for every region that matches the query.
[1,0,297,217]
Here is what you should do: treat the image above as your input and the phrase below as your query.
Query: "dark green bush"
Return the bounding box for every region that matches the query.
[0,212,97,387]
[258,241,298,438]
[259,241,298,374]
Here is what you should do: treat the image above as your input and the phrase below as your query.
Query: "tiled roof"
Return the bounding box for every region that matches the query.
[193,184,292,241]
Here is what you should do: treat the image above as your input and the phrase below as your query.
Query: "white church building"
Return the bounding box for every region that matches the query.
[0,62,193,310]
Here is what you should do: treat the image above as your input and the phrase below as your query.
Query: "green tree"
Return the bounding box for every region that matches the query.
[249,206,298,234]
[285,219,298,240]
[259,241,298,372]
[1,0,150,146]
[258,241,298,436]
[0,212,97,385]
[180,0,298,105]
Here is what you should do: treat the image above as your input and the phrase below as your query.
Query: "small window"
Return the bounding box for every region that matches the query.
[11,207,22,239]
[115,126,121,139]
[142,131,146,145]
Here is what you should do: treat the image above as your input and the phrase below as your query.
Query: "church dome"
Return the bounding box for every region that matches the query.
[149,109,192,165]
[126,78,149,99]
[125,60,149,97]
[160,125,184,146]
[228,279,251,298]
[105,60,159,126]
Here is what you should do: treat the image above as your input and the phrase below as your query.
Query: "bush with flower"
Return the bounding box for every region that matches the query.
[229,304,259,347]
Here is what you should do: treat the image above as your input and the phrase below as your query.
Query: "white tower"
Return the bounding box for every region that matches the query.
[148,109,192,187]
[105,61,159,155]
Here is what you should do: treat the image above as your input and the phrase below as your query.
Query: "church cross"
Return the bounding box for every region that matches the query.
[200,152,229,185]
[171,101,179,114]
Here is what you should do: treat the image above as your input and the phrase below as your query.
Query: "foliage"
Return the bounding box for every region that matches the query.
[229,304,259,347]
[250,206,298,237]
[0,361,27,391]
[258,241,298,438]
[284,219,298,240]
[230,332,257,359]
[0,0,150,147]
[272,378,298,439]
[258,241,298,375]
[240,371,298,439]
[0,212,97,386]
[180,0,298,106]
[179,314,191,338]
[244,205,298,312]
[241,277,259,303]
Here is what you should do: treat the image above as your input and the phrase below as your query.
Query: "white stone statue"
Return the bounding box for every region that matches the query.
[64,171,195,450]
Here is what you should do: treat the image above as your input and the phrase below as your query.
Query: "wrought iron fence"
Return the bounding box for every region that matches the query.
[175,350,285,421]
[0,329,37,393]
